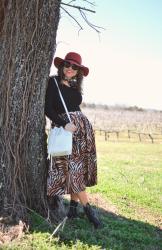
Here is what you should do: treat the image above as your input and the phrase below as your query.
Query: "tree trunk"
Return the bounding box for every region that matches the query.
[0,0,61,219]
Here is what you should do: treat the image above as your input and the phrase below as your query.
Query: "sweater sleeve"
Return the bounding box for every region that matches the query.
[45,78,67,127]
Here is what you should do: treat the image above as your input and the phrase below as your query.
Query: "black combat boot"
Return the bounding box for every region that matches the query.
[67,200,79,219]
[84,203,102,229]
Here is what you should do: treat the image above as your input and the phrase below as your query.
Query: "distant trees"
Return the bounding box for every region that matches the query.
[82,102,145,111]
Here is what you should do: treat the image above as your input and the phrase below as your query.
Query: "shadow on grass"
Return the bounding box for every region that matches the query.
[30,198,162,250]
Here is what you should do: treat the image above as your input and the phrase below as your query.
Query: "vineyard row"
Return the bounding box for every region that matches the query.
[95,129,162,143]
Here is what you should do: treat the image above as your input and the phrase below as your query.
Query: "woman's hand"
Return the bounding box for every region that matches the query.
[64,122,77,133]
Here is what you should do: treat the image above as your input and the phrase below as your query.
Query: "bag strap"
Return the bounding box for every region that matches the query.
[53,77,72,123]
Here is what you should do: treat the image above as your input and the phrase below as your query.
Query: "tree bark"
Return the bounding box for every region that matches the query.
[0,0,61,219]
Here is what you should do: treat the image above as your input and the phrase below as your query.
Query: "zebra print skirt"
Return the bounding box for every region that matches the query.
[47,111,97,196]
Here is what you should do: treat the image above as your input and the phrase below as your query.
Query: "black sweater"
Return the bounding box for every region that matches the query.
[45,77,82,127]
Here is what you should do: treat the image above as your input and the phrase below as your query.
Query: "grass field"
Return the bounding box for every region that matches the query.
[2,137,162,250]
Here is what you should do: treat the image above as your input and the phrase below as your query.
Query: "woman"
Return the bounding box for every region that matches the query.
[45,52,101,228]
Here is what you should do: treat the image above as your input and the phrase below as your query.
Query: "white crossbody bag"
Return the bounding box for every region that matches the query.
[47,77,73,157]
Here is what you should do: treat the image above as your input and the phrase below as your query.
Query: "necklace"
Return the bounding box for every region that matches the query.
[62,80,70,87]
[62,77,77,87]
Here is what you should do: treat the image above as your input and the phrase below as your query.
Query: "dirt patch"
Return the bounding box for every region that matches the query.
[129,204,162,229]
[0,216,25,245]
[88,193,118,215]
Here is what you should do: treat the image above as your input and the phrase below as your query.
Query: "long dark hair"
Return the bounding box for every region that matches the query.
[56,63,84,93]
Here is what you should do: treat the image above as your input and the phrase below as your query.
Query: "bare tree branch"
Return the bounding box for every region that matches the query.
[82,0,96,6]
[61,6,83,34]
[67,0,77,4]
[67,0,95,5]
[61,2,96,13]
[79,9,105,34]
[61,1,105,35]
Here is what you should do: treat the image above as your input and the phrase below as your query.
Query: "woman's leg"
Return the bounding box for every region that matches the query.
[70,193,79,202]
[77,190,102,229]
[67,191,88,218]
[67,193,79,218]
[76,190,88,206]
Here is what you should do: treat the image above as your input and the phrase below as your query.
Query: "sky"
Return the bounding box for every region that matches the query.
[50,0,162,110]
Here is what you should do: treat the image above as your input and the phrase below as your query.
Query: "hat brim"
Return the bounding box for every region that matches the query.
[54,57,89,76]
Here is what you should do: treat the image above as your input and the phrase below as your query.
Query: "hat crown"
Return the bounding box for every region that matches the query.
[65,52,82,65]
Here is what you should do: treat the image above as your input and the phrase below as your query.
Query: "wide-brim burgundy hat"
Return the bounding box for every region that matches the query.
[54,52,89,76]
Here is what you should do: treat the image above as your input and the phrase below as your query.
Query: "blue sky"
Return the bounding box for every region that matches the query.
[51,0,162,110]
